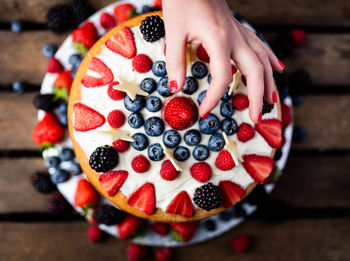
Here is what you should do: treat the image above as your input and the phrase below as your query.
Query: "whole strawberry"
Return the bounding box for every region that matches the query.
[32,113,64,146]
[74,179,98,208]
[155,248,171,261]
[100,12,115,30]
[114,3,136,23]
[171,221,199,242]
[164,97,198,130]
[231,234,251,253]
[72,22,98,54]
[53,70,73,101]
[46,57,63,73]
[117,215,143,240]
[127,243,148,261]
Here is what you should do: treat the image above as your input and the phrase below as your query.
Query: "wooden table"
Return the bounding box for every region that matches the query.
[1,0,350,260]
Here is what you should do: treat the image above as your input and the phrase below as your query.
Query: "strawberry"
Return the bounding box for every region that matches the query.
[155,248,171,261]
[81,57,113,87]
[237,123,255,142]
[114,3,136,23]
[231,234,251,253]
[117,215,143,240]
[166,191,193,218]
[164,97,198,130]
[197,44,209,62]
[87,225,102,243]
[107,81,126,100]
[290,29,306,46]
[53,70,73,96]
[153,0,163,9]
[219,180,245,208]
[215,150,236,171]
[106,26,136,59]
[107,109,125,128]
[100,12,116,30]
[112,139,130,152]
[242,154,275,184]
[72,22,98,54]
[255,119,282,148]
[160,160,179,181]
[74,179,98,208]
[131,155,150,173]
[231,64,237,75]
[151,222,169,236]
[127,182,155,215]
[132,54,153,73]
[46,57,63,73]
[73,103,105,131]
[232,94,249,110]
[171,221,199,242]
[190,162,212,182]
[98,170,128,196]
[32,113,64,146]
[127,243,148,261]
[282,103,292,127]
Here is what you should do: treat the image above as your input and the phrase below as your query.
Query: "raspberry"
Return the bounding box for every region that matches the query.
[237,123,255,142]
[46,57,64,73]
[87,225,102,243]
[155,248,171,261]
[140,15,165,42]
[190,162,212,182]
[215,150,236,171]
[112,139,130,152]
[132,54,153,73]
[100,12,116,30]
[107,110,126,128]
[89,145,119,173]
[160,160,179,181]
[232,94,249,110]
[127,243,148,261]
[131,155,150,173]
[231,234,251,253]
[93,204,124,225]
[107,81,126,100]
[193,183,222,211]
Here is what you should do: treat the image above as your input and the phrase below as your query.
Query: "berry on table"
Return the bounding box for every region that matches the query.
[208,133,225,151]
[127,243,148,261]
[32,113,64,145]
[57,102,68,127]
[144,117,164,136]
[140,15,165,42]
[197,90,207,105]
[93,204,124,225]
[132,155,150,173]
[193,183,222,211]
[182,76,198,95]
[184,129,201,146]
[190,162,212,182]
[132,54,153,73]
[193,145,209,161]
[31,172,55,193]
[11,20,23,33]
[72,22,98,54]
[60,148,75,161]
[152,61,167,77]
[232,94,249,110]
[237,123,255,142]
[215,150,236,171]
[191,62,208,79]
[124,95,145,112]
[155,248,172,261]
[174,146,190,161]
[140,78,157,94]
[164,97,198,130]
[12,81,26,93]
[113,139,130,153]
[107,110,126,128]
[128,113,144,129]
[220,102,235,117]
[33,94,57,111]
[221,118,238,135]
[147,143,164,161]
[131,133,149,151]
[145,96,162,112]
[42,43,57,58]
[46,4,73,33]
[171,222,199,242]
[199,113,220,134]
[160,160,179,181]
[89,145,119,172]
[87,226,102,243]
[157,76,172,97]
[231,234,251,253]
[163,129,181,148]
[47,192,71,215]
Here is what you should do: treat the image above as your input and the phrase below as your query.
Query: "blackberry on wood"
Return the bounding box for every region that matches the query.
[193,183,222,211]
[47,192,71,215]
[47,4,73,33]
[31,172,56,193]
[93,204,124,225]
[89,145,119,172]
[140,15,165,42]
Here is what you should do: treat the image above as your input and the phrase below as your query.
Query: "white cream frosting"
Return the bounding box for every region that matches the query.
[73,25,278,212]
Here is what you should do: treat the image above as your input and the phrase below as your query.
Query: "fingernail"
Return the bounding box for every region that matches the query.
[272,91,277,103]
[278,60,285,70]
[202,111,210,119]
[258,112,262,123]
[169,80,177,93]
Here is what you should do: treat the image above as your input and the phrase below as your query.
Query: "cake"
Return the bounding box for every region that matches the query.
[68,11,282,223]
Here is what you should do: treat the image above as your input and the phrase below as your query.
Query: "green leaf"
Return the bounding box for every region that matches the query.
[53,87,68,102]
[74,41,89,55]
[39,142,54,152]
[171,229,183,242]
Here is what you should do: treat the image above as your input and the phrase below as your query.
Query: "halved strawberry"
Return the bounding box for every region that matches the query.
[81,57,113,87]
[105,26,136,59]
[171,221,199,242]
[74,179,98,208]
[255,119,282,148]
[113,3,136,23]
[127,182,155,215]
[117,215,143,240]
[73,103,105,131]
[32,113,64,146]
[242,154,275,184]
[166,191,193,218]
[54,70,73,94]
[72,22,98,54]
[219,180,245,208]
[99,170,128,196]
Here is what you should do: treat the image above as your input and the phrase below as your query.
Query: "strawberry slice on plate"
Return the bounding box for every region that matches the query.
[117,215,143,240]
[73,103,105,131]
[171,221,199,242]
[255,119,282,148]
[127,182,155,215]
[105,26,136,59]
[219,180,245,208]
[166,191,193,218]
[99,170,128,196]
[242,154,275,184]
[81,57,113,87]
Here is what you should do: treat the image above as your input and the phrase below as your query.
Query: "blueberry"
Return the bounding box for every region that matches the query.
[220,102,235,117]
[182,76,198,95]
[128,113,144,128]
[203,219,216,231]
[221,88,232,101]
[124,95,145,112]
[191,61,208,79]
[152,61,167,77]
[157,77,172,97]
[12,81,25,93]
[11,20,22,33]
[274,148,283,161]
[140,78,157,94]
[184,129,201,146]
[57,102,67,113]
[131,133,149,151]
[148,143,164,161]
[292,95,303,106]
[193,145,209,161]
[58,113,68,127]
[69,162,82,175]
[199,114,220,134]
[208,133,225,151]
[221,118,238,135]
[144,117,164,136]
[163,130,181,148]
[232,203,247,218]
[293,126,307,142]
[145,96,162,112]
[68,53,83,67]
[46,156,61,168]
[207,74,212,84]
[42,43,57,58]
[174,146,190,161]
[50,169,70,184]
[70,67,78,78]
[197,90,207,105]
[60,148,74,161]
[219,210,232,221]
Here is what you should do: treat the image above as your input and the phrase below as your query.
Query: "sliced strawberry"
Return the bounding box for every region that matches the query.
[105,26,136,59]
[113,3,136,23]
[196,44,209,63]
[127,182,155,215]
[255,119,282,148]
[153,0,163,9]
[107,81,126,100]
[74,179,98,208]
[81,57,113,87]
[166,191,193,218]
[219,180,245,208]
[99,170,128,196]
[171,221,199,242]
[73,103,105,131]
[117,215,143,240]
[242,154,275,184]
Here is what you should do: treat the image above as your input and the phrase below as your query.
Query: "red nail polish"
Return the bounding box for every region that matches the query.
[258,112,262,123]
[169,80,177,93]
[278,60,285,70]
[202,112,210,119]
[272,91,277,103]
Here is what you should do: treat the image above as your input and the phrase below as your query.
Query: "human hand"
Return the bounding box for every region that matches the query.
[162,0,284,123]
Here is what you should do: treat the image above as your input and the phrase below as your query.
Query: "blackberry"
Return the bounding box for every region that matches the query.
[93,204,124,225]
[31,172,56,193]
[46,4,73,33]
[89,145,119,172]
[69,0,94,26]
[262,98,274,115]
[193,183,222,211]
[47,192,71,215]
[33,94,57,111]
[140,15,165,42]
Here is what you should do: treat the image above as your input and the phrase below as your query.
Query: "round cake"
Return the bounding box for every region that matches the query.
[68,11,282,223]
